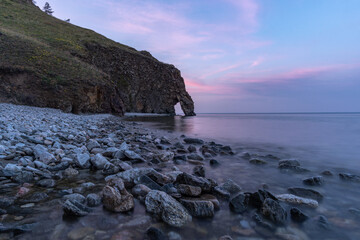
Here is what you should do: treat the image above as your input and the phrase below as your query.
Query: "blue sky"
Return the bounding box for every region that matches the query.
[36,0,360,113]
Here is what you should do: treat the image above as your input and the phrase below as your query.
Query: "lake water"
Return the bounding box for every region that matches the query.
[127,113,360,171]
[123,113,360,239]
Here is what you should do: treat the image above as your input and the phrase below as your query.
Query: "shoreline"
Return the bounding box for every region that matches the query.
[1,103,360,240]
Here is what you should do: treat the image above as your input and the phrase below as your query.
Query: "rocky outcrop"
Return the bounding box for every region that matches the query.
[0,0,195,116]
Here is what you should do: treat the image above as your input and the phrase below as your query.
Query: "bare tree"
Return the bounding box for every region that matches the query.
[43,2,54,15]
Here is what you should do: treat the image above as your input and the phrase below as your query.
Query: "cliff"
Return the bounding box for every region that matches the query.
[0,0,195,116]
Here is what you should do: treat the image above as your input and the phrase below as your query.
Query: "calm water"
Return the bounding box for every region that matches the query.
[16,113,360,240]
[127,113,360,170]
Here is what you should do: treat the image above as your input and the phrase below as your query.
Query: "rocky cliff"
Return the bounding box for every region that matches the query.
[0,0,195,116]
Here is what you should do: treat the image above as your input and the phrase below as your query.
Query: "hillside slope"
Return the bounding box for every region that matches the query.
[0,0,195,115]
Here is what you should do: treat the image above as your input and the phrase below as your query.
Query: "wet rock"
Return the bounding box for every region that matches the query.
[12,171,34,183]
[63,193,86,204]
[132,184,151,198]
[146,227,168,240]
[249,159,267,165]
[106,168,154,187]
[48,161,70,171]
[188,153,204,161]
[229,192,249,213]
[0,197,15,208]
[179,198,214,218]
[209,159,220,167]
[33,144,55,164]
[37,179,56,188]
[278,160,308,172]
[102,185,134,212]
[177,184,201,197]
[261,198,287,225]
[183,138,204,145]
[63,200,91,217]
[74,153,91,169]
[175,173,214,192]
[317,215,330,229]
[0,223,37,235]
[241,152,251,159]
[218,179,241,196]
[86,139,101,151]
[86,194,101,207]
[137,175,162,190]
[158,151,174,162]
[124,150,143,161]
[339,173,360,182]
[287,187,323,201]
[303,176,324,186]
[187,145,196,153]
[23,192,48,203]
[64,167,79,177]
[290,207,309,223]
[321,170,333,176]
[90,153,110,170]
[145,190,192,227]
[276,194,318,208]
[193,166,205,177]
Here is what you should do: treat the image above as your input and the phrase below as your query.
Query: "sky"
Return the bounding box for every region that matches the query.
[36,0,360,113]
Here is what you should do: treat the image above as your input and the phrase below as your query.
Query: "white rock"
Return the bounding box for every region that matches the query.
[276,194,318,208]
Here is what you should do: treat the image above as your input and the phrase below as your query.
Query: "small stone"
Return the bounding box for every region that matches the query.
[74,153,91,169]
[158,151,175,162]
[187,145,196,153]
[183,138,204,145]
[37,179,56,188]
[132,184,151,198]
[87,139,101,151]
[90,153,110,170]
[64,167,79,177]
[287,187,323,201]
[339,173,360,182]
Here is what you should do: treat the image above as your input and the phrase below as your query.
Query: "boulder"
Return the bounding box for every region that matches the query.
[177,184,201,197]
[179,198,214,218]
[287,187,323,201]
[145,190,192,227]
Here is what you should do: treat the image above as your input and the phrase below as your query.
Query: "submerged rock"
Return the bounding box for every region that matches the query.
[177,184,201,197]
[102,179,134,212]
[145,190,192,227]
[339,173,360,182]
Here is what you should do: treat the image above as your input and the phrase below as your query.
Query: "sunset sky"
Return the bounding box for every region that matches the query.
[36,0,360,113]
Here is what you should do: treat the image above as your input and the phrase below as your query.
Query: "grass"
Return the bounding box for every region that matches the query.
[0,0,142,86]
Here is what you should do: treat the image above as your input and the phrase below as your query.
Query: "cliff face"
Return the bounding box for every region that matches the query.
[0,0,195,116]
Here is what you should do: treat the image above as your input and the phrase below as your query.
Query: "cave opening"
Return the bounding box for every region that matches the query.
[174,102,184,116]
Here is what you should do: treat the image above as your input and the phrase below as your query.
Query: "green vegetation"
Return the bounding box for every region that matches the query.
[0,0,137,86]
